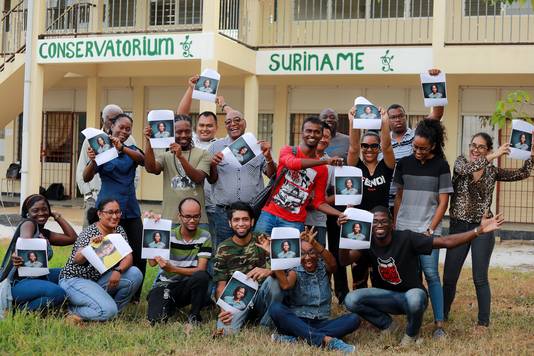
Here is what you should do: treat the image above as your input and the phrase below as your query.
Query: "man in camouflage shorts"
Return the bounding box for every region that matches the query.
[213,202,283,335]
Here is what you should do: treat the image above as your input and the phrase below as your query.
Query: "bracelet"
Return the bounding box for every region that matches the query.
[474,227,480,236]
[265,159,273,164]
[53,213,61,221]
[118,144,124,152]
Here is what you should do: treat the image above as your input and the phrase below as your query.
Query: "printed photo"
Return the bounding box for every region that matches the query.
[229,137,255,166]
[217,271,258,313]
[92,238,122,269]
[143,229,170,249]
[422,82,447,99]
[18,249,48,268]
[150,120,173,139]
[89,134,112,154]
[356,105,380,121]
[511,129,532,152]
[271,238,300,259]
[194,77,219,95]
[341,220,371,242]
[335,176,362,196]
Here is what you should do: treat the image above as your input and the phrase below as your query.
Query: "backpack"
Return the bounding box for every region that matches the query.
[5,163,20,179]
[45,183,65,201]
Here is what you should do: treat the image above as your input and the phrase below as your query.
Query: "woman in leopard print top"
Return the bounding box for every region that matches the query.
[444,132,534,329]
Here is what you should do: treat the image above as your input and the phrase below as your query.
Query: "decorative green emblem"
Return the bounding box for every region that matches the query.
[380,49,394,72]
[180,35,193,58]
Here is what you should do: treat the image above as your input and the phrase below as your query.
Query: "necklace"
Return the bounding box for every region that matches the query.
[172,149,192,177]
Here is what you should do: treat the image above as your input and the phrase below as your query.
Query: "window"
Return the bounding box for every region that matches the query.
[257,114,274,143]
[371,0,405,18]
[106,0,136,27]
[294,0,328,20]
[464,0,502,16]
[150,0,203,26]
[411,0,434,17]
[333,0,366,20]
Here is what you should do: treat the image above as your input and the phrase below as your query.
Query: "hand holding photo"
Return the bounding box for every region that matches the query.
[192,68,220,102]
[420,71,448,107]
[353,97,381,130]
[141,218,172,259]
[81,234,132,274]
[509,120,534,160]
[15,238,49,277]
[82,128,118,166]
[339,208,373,250]
[216,271,258,314]
[148,110,175,149]
[222,133,263,166]
[270,227,301,271]
[334,166,363,206]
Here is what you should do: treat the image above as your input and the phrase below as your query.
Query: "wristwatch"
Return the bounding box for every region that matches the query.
[113,266,123,273]
[474,227,480,236]
[426,228,434,236]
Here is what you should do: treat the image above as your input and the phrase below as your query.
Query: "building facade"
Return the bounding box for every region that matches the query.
[0,0,533,224]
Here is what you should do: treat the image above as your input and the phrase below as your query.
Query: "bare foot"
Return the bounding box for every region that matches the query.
[65,313,84,326]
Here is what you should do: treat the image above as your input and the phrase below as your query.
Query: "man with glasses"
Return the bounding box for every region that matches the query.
[146,197,212,325]
[268,227,360,353]
[208,96,277,245]
[341,206,504,346]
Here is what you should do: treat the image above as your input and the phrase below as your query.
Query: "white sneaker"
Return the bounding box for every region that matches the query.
[400,333,423,346]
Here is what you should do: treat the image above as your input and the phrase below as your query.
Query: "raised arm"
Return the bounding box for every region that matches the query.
[82,147,98,182]
[76,139,92,195]
[110,136,144,165]
[433,213,504,249]
[380,108,395,169]
[169,143,207,184]
[347,106,361,166]
[426,68,444,120]
[48,212,77,246]
[338,247,363,267]
[177,75,199,115]
[143,125,163,175]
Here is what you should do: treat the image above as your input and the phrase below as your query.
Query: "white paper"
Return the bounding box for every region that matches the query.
[222,133,263,166]
[420,72,448,107]
[16,238,49,277]
[81,234,133,274]
[148,110,175,149]
[509,119,534,160]
[192,68,220,102]
[334,166,363,206]
[353,96,381,130]
[217,271,258,314]
[82,128,119,166]
[339,208,373,250]
[141,218,172,259]
[270,227,301,271]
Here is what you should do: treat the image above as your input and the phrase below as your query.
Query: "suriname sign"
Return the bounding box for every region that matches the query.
[36,33,213,63]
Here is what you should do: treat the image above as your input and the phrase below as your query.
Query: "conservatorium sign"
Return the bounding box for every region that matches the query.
[256,47,433,75]
[37,33,213,64]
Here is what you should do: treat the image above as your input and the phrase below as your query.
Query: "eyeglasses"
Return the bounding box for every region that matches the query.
[224,117,243,126]
[469,143,488,151]
[302,249,318,257]
[412,144,432,153]
[101,210,122,217]
[361,143,380,150]
[372,219,389,226]
[180,214,202,221]
[389,113,405,121]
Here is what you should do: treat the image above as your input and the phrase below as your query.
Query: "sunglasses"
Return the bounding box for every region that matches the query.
[361,143,380,150]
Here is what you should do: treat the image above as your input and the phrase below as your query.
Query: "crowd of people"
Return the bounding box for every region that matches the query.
[1,70,533,353]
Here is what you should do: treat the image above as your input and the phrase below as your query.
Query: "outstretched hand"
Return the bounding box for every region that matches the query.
[479,212,505,234]
[143,210,161,222]
[300,226,318,245]
[255,233,271,254]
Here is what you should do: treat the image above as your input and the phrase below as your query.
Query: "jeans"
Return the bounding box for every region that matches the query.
[254,211,305,236]
[270,302,361,346]
[59,266,143,321]
[306,225,326,247]
[443,219,495,326]
[216,276,284,335]
[211,206,235,246]
[344,287,428,337]
[120,217,145,301]
[11,268,66,311]
[419,248,444,322]
[146,271,210,323]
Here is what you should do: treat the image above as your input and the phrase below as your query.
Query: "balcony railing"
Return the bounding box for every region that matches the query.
[43,0,203,37]
[219,0,434,47]
[0,0,26,72]
[446,0,534,44]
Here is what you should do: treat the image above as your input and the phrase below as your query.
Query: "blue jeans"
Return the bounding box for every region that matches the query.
[211,206,235,246]
[270,302,360,346]
[59,267,143,321]
[216,276,284,335]
[344,287,428,337]
[254,211,305,236]
[420,248,444,322]
[11,268,66,311]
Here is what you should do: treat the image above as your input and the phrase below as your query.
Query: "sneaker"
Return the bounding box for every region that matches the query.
[433,327,447,339]
[187,314,202,326]
[400,333,423,346]
[271,333,297,344]
[326,338,356,354]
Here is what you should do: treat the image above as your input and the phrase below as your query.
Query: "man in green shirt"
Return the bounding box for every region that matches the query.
[213,202,283,336]
[146,198,212,325]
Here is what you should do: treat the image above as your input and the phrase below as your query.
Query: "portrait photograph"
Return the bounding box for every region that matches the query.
[355,104,380,121]
[194,76,219,95]
[18,249,48,269]
[150,120,173,139]
[142,218,172,259]
[15,238,50,277]
[192,68,221,102]
[341,220,371,242]
[511,129,532,152]
[422,82,447,99]
[88,134,112,155]
[92,238,122,269]
[217,271,258,314]
[339,208,373,250]
[229,136,256,166]
[335,176,362,196]
[142,229,170,249]
[271,238,300,260]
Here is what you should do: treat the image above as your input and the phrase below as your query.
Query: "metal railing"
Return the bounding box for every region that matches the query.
[0,0,26,72]
[219,0,434,47]
[446,0,534,44]
[45,1,95,34]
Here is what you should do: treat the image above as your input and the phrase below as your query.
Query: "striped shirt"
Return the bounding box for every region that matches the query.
[157,226,212,283]
[383,128,415,207]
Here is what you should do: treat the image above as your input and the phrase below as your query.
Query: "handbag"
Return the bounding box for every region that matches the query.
[250,146,297,219]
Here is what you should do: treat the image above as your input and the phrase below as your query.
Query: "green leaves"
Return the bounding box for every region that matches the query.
[490,90,533,128]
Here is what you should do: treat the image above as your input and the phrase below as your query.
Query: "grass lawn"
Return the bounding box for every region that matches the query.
[1,242,533,355]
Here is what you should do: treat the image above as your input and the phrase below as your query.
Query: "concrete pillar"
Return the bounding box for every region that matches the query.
[272,84,288,155]
[20,0,46,203]
[202,0,220,33]
[243,75,259,136]
[199,59,218,114]
[441,77,461,163]
[132,80,145,198]
[135,0,147,31]
[86,76,102,128]
[90,0,104,32]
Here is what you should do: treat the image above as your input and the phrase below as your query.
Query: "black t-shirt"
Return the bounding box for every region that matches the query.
[366,230,433,292]
[357,160,394,211]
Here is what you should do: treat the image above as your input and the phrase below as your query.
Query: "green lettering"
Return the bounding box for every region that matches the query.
[320,54,334,71]
[354,52,364,70]
[75,42,83,58]
[57,42,66,58]
[336,52,353,70]
[95,41,105,56]
[65,41,75,58]
[281,54,292,70]
[38,43,48,59]
[48,43,56,58]
[308,54,319,71]
[132,39,141,56]
[115,39,122,56]
[269,54,280,71]
[147,38,159,56]
[159,38,174,55]
[104,40,115,57]
[122,40,132,56]
[85,41,94,57]
[293,53,302,71]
